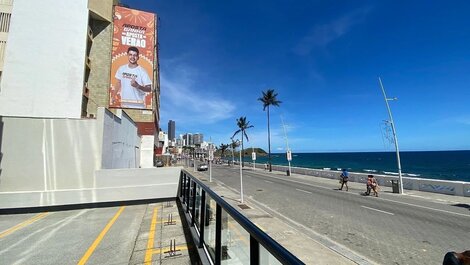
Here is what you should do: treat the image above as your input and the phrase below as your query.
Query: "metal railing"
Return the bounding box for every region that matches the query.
[179,169,304,265]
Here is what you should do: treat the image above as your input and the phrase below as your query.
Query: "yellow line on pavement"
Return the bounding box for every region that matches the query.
[77,206,125,265]
[144,206,158,264]
[0,212,48,238]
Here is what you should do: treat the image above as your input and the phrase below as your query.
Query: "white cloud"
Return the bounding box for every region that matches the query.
[293,6,371,56]
[159,66,235,125]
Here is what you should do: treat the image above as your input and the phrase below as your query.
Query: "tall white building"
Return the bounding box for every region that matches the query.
[0,0,160,194]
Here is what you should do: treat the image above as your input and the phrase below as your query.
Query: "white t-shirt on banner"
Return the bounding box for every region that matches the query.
[115,64,152,109]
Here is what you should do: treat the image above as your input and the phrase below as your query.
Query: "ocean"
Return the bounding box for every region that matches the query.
[242,150,470,182]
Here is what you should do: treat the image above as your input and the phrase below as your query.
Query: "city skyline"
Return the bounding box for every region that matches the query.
[125,0,470,153]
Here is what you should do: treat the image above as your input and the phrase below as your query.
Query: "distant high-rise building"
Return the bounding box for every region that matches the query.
[193,133,203,145]
[168,120,175,141]
[183,133,193,146]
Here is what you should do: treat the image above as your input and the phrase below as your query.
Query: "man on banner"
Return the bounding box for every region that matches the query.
[114,46,152,109]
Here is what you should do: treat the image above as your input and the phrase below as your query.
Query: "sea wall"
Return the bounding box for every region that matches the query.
[250,163,470,197]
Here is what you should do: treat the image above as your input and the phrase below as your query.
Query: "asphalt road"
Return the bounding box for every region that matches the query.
[0,202,195,265]
[201,164,470,265]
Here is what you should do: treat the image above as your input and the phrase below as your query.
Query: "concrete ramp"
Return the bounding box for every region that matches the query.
[0,167,182,210]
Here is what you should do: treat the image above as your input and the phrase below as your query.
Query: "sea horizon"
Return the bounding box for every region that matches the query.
[239,150,470,182]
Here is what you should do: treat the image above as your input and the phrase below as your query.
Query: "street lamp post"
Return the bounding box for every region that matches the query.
[230,138,235,167]
[209,143,214,182]
[237,140,244,203]
[379,77,404,194]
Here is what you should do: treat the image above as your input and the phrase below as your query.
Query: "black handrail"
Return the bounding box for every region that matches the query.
[180,169,304,265]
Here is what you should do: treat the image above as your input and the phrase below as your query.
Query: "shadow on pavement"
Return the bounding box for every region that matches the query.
[452,203,470,211]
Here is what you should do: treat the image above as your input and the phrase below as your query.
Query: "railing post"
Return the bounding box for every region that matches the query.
[250,235,259,265]
[199,190,206,248]
[186,179,191,212]
[191,182,197,226]
[179,172,184,198]
[215,204,222,265]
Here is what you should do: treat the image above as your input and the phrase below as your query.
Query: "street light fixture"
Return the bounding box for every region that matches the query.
[379,77,404,194]
[236,139,244,203]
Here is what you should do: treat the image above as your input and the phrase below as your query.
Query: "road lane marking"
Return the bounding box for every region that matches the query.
[0,212,48,238]
[296,188,312,194]
[361,206,394,215]
[264,180,273,183]
[78,207,125,265]
[144,206,159,264]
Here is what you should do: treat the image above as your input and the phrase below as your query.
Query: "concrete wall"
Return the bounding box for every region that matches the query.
[0,107,141,193]
[88,0,115,22]
[101,108,140,169]
[0,167,182,209]
[0,117,101,192]
[0,0,88,118]
[86,19,113,117]
[140,135,154,168]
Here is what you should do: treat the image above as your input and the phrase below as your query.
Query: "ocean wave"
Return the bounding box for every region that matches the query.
[363,169,378,172]
[383,171,399,175]
[323,167,331,170]
[404,173,421,177]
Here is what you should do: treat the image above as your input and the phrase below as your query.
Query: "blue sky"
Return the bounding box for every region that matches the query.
[124,0,470,152]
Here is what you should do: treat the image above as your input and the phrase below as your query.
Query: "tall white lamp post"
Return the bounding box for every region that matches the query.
[237,140,244,203]
[379,77,404,194]
[281,116,292,176]
[208,143,214,182]
[252,146,256,171]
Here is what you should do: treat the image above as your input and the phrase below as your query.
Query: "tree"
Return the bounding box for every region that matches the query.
[232,116,254,167]
[258,89,281,172]
[219,143,229,159]
[229,137,239,165]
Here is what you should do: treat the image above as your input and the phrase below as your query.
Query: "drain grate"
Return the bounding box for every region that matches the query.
[238,204,251,210]
[257,189,263,192]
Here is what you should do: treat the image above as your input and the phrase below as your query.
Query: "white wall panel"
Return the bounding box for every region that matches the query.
[0,117,101,192]
[101,109,140,169]
[0,0,88,118]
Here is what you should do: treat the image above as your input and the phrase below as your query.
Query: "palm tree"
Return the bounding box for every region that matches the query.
[258,89,281,172]
[232,116,254,167]
[219,143,229,159]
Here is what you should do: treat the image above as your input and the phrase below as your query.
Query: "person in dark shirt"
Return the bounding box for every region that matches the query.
[443,251,470,265]
[339,169,349,191]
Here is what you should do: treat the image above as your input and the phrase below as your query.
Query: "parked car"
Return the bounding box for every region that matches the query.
[197,163,208,171]
[156,160,164,167]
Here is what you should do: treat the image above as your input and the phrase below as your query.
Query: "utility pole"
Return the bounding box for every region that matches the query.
[281,116,292,176]
[379,77,404,194]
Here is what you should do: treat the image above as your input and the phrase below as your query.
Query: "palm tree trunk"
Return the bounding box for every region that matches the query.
[267,106,272,172]
[241,132,244,167]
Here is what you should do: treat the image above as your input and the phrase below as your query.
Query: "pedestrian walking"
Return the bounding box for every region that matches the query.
[365,175,379,196]
[339,169,349,191]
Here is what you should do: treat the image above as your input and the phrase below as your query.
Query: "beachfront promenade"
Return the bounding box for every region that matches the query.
[1,164,469,264]
[194,162,470,265]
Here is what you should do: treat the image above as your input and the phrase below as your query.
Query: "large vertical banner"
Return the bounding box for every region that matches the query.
[109,6,155,110]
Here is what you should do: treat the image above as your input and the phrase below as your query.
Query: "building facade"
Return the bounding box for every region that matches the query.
[0,0,161,193]
[193,133,204,145]
[168,120,175,141]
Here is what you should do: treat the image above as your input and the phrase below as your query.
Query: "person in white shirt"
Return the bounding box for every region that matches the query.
[114,46,152,109]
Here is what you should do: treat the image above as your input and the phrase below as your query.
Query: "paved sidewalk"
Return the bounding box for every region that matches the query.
[192,171,360,264]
